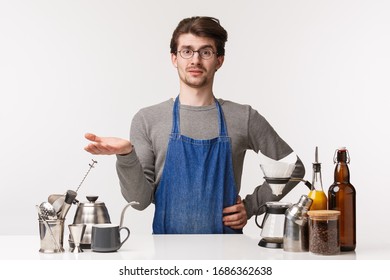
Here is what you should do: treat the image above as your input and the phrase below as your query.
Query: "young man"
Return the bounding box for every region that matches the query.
[84,16,305,234]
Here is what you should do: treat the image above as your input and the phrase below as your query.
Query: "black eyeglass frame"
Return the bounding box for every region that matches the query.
[176,48,218,60]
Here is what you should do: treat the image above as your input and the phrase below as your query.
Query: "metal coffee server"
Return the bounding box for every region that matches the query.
[283,195,313,252]
[255,201,292,248]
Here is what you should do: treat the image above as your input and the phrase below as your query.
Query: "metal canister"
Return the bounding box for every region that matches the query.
[283,195,312,252]
[38,219,65,253]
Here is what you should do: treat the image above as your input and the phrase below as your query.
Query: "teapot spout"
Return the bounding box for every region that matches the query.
[119,201,140,227]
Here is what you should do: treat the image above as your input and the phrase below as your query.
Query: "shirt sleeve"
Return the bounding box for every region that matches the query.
[115,110,155,210]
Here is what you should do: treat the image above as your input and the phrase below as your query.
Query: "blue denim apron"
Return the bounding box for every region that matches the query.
[152,97,241,234]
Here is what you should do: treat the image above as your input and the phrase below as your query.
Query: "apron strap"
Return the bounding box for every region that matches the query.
[172,96,228,137]
[215,99,228,137]
[172,97,180,134]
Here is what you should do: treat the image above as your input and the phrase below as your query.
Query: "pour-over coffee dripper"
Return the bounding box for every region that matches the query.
[255,161,312,249]
[260,162,296,196]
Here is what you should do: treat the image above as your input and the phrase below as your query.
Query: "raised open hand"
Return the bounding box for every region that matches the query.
[84,133,133,155]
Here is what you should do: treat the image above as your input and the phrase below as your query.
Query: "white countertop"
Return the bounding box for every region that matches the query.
[1,233,389,260]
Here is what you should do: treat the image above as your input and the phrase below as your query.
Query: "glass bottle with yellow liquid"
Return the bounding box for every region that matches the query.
[308,147,327,210]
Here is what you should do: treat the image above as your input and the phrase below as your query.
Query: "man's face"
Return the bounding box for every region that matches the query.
[172,33,224,90]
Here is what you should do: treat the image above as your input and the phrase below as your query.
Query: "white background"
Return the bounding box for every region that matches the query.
[1,0,389,244]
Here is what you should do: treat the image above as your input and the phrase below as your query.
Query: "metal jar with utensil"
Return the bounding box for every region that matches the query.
[37,202,65,253]
[38,218,65,253]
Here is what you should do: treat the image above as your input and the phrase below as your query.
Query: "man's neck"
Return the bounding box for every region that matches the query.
[179,86,214,106]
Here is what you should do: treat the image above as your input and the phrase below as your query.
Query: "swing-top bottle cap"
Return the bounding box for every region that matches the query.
[335,147,349,163]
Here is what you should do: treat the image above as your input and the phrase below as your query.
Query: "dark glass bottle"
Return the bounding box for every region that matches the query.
[328,147,356,251]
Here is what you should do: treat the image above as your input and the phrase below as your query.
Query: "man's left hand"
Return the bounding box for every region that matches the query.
[222,196,247,229]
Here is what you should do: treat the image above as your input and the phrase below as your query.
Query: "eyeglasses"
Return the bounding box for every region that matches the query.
[176,47,217,60]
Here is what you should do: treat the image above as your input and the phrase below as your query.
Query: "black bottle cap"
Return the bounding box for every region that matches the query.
[313,162,321,172]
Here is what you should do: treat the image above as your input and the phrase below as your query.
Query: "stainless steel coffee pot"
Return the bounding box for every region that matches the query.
[69,196,111,249]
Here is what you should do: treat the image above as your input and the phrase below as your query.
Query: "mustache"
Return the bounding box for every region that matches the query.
[186,66,206,72]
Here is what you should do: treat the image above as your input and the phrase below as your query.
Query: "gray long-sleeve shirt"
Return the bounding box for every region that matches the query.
[116,98,305,218]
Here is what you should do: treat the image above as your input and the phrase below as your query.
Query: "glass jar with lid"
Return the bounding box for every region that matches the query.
[307,210,340,255]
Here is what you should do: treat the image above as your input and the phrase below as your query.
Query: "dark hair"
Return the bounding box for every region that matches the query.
[170,16,228,56]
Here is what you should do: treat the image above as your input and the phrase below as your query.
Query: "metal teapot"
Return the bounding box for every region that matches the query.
[69,196,111,249]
